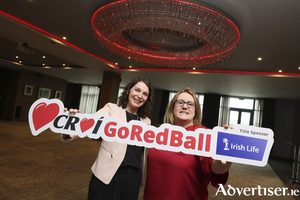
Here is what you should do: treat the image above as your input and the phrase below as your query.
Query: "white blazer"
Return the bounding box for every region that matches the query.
[91,103,151,184]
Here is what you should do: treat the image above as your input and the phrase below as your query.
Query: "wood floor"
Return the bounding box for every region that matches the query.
[269,156,300,195]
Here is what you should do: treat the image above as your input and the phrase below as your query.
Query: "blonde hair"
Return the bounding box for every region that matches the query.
[164,88,202,126]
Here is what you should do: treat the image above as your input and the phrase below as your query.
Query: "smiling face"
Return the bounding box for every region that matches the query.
[126,81,149,114]
[173,92,195,128]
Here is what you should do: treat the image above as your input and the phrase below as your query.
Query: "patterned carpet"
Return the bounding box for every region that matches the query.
[207,163,297,199]
[0,121,298,200]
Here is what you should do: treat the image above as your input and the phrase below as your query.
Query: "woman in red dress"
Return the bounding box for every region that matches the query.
[144,88,232,200]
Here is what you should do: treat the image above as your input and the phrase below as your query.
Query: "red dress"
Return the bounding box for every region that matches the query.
[144,125,228,200]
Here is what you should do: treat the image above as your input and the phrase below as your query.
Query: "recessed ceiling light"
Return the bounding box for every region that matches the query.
[193,67,196,70]
[129,66,132,68]
[63,37,67,40]
[43,56,46,58]
[258,57,262,61]
[128,57,131,59]
[279,70,282,72]
[115,63,118,65]
[63,64,65,66]
[298,67,300,69]
[19,61,22,63]
[42,63,45,66]
[16,55,18,58]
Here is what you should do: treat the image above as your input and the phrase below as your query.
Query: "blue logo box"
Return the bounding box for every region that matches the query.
[216,132,268,161]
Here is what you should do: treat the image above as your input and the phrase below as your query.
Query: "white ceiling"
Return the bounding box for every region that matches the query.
[0,0,300,100]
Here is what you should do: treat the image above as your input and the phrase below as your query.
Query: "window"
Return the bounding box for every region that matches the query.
[79,85,100,114]
[218,97,263,127]
[229,98,254,109]
[229,98,254,126]
[117,88,124,104]
[229,108,253,126]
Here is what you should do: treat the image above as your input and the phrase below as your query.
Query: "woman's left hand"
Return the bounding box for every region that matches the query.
[212,124,234,173]
[212,160,232,174]
[223,124,234,129]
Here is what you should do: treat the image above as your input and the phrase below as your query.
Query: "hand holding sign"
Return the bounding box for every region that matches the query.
[60,108,81,142]
[28,98,274,167]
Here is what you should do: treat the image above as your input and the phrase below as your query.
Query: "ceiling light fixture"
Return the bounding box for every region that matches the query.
[258,57,262,61]
[91,0,240,68]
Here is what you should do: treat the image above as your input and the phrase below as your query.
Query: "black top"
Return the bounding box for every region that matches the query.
[120,111,144,169]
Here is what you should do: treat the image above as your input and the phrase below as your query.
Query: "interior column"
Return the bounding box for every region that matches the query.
[98,71,121,109]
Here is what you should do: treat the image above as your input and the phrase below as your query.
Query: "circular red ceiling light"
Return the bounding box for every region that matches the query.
[91,0,240,68]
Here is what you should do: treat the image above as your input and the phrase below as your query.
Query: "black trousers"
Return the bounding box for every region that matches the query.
[88,167,142,200]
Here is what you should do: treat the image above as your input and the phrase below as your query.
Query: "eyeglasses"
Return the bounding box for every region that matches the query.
[175,100,195,108]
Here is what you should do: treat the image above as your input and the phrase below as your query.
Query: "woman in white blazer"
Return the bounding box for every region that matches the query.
[62,77,154,200]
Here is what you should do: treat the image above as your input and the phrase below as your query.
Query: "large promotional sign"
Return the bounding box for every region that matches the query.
[28,98,274,167]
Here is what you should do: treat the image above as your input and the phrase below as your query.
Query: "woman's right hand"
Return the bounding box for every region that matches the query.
[64,108,82,114]
[61,134,74,142]
[61,108,81,142]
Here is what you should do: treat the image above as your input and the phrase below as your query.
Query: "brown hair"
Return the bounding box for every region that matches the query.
[118,77,154,118]
[164,88,202,126]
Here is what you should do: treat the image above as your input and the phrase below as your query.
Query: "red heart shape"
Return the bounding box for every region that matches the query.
[32,102,60,131]
[80,118,95,133]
